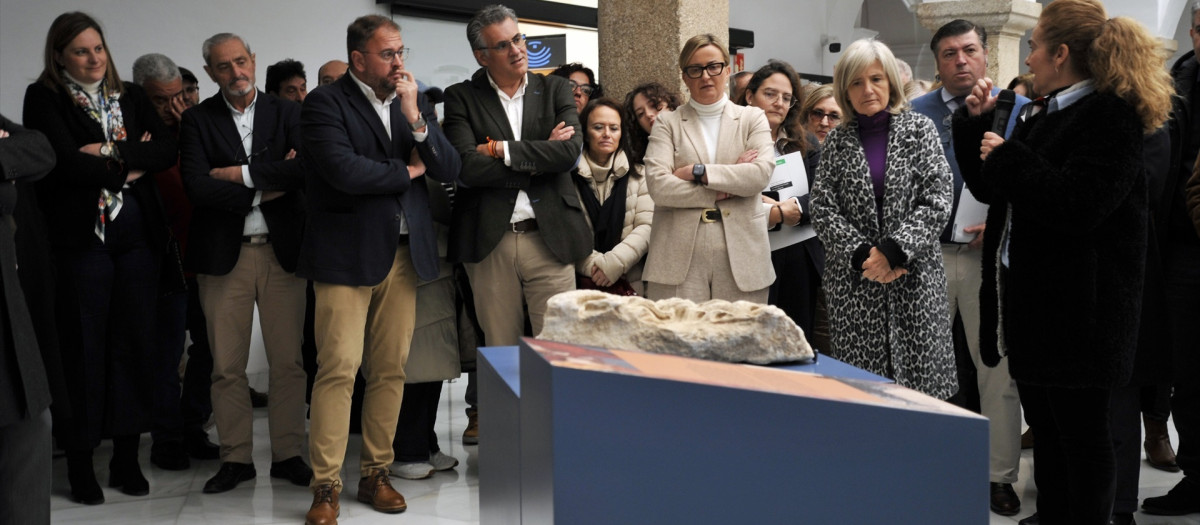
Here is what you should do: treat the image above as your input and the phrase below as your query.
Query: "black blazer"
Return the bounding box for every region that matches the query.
[299,73,460,286]
[179,91,306,275]
[22,82,175,254]
[442,69,591,265]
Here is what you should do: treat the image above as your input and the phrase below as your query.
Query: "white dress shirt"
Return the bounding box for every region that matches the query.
[486,72,536,223]
[222,91,268,236]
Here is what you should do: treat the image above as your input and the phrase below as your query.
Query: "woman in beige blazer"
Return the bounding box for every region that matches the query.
[643,34,776,302]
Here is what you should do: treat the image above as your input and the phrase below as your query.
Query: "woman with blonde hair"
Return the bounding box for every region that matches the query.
[800,84,840,144]
[952,0,1173,521]
[809,39,957,399]
[643,33,776,302]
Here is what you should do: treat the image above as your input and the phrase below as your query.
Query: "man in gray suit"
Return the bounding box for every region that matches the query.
[442,4,591,443]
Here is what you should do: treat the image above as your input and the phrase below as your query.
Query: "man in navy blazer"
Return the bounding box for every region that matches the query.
[180,32,312,494]
[299,14,459,524]
[911,19,1028,517]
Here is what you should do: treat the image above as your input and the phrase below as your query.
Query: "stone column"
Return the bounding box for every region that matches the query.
[915,0,1041,89]
[598,0,728,103]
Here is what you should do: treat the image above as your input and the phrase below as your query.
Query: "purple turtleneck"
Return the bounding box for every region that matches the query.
[857,110,891,215]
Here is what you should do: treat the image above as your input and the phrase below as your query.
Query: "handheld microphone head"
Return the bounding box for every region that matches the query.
[991,89,1017,135]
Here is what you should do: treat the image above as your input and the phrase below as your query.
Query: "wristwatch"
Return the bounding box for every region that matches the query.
[100,143,113,157]
[409,115,427,131]
[692,164,706,184]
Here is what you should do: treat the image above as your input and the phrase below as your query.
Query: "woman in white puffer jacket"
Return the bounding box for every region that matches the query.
[572,97,654,295]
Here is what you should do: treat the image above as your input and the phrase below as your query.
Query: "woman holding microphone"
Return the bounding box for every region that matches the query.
[952,0,1173,521]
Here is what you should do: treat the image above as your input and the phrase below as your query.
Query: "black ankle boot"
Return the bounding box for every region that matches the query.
[66,449,104,505]
[109,435,149,496]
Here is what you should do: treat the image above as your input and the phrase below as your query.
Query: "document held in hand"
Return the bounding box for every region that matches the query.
[764,151,817,251]
[951,186,988,243]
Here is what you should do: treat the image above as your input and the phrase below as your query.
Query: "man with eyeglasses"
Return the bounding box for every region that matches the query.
[443,3,590,445]
[299,14,461,525]
[910,19,1027,517]
[179,32,312,495]
[550,62,603,113]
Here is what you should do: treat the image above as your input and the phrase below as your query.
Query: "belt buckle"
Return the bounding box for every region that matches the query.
[701,208,720,223]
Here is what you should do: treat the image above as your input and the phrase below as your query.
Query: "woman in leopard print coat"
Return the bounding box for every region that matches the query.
[810,39,957,400]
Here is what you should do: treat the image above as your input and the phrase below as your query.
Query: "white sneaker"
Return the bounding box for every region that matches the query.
[389,461,434,480]
[429,451,459,471]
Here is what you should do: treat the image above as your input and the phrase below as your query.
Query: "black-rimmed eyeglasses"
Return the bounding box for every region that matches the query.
[568,80,595,96]
[683,62,727,79]
[477,34,526,53]
[361,47,410,62]
[809,109,841,123]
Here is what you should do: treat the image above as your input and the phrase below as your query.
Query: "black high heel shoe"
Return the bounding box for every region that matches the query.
[66,449,104,505]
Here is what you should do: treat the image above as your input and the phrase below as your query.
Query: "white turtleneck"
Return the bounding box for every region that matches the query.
[688,94,727,163]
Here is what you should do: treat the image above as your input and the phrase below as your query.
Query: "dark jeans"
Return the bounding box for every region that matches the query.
[393,381,444,462]
[179,277,212,437]
[1110,385,1141,514]
[1165,242,1200,479]
[1018,382,1115,525]
[150,288,188,444]
[53,196,160,449]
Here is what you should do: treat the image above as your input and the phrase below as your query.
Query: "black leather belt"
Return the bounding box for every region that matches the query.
[398,234,409,245]
[701,209,722,223]
[241,234,270,244]
[511,219,538,232]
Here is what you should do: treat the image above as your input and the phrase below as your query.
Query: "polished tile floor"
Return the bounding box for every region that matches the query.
[50,373,1200,524]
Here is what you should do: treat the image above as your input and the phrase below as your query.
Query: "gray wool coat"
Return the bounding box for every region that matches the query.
[810,109,958,400]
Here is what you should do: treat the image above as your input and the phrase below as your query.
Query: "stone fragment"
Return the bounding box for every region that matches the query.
[537,290,814,364]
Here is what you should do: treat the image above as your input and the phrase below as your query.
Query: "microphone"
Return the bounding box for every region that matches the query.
[991,89,1016,136]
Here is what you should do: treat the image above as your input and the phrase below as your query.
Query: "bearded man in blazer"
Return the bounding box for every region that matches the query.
[442,5,590,348]
[299,14,461,524]
[179,32,311,495]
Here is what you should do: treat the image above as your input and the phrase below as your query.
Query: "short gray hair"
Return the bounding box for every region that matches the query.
[467,4,517,51]
[202,33,251,66]
[1193,0,1200,16]
[132,53,180,86]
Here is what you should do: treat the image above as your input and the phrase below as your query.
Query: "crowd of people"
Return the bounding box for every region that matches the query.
[0,1,1198,524]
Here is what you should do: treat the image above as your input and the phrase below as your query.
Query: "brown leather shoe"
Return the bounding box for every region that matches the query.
[1143,415,1180,472]
[305,483,339,525]
[990,482,1020,516]
[463,409,479,445]
[357,468,407,513]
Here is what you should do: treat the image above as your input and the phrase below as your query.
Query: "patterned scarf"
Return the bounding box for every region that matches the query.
[64,73,126,242]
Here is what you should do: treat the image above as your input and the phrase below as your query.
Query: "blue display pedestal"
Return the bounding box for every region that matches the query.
[479,339,987,524]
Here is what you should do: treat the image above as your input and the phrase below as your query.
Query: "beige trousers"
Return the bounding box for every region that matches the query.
[464,230,575,346]
[197,243,307,464]
[308,246,417,487]
[645,222,769,303]
[943,243,1021,483]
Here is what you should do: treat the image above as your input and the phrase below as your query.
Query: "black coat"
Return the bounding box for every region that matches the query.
[22,82,175,255]
[952,91,1147,389]
[0,115,55,427]
[179,91,306,275]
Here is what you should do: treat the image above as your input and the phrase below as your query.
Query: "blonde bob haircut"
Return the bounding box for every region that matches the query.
[1038,0,1173,133]
[832,39,909,124]
[678,33,730,71]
